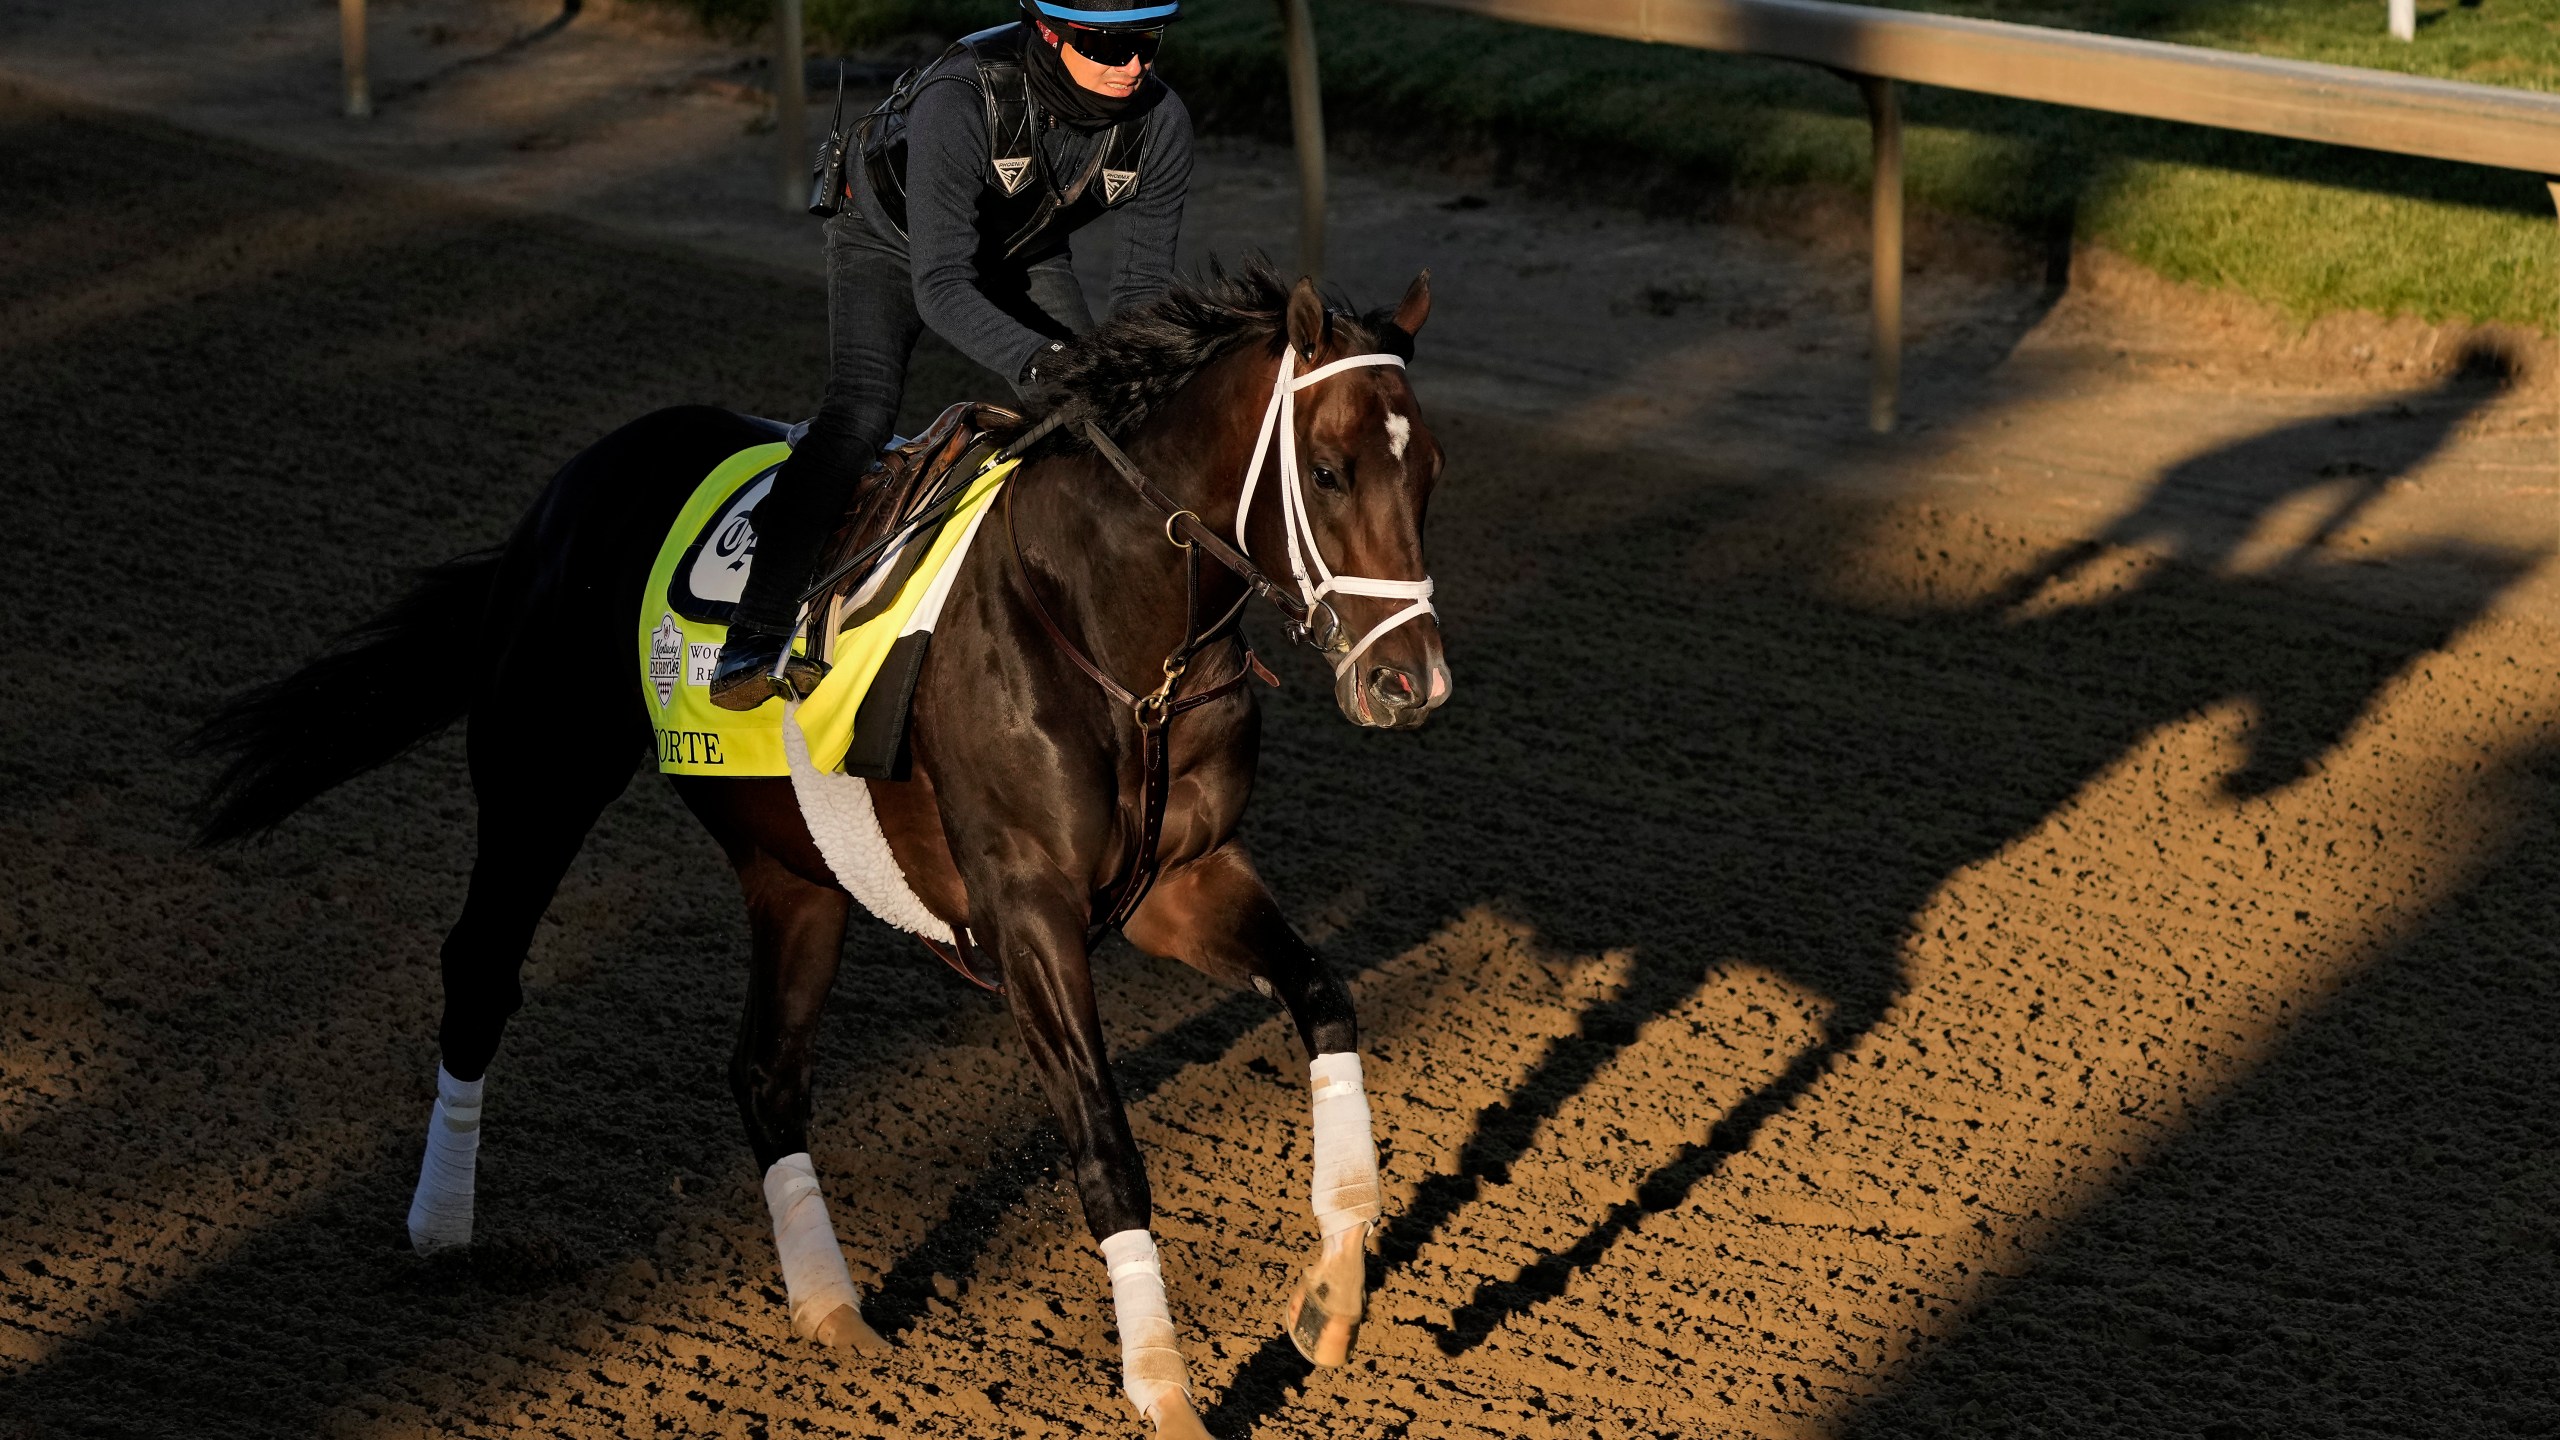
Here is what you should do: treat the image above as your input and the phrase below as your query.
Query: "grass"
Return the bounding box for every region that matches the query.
[664,0,2560,329]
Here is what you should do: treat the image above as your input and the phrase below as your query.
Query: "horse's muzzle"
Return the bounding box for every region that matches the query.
[1337,653,1451,730]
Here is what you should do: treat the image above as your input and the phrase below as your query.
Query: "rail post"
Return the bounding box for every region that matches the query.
[1861,74,1903,434]
[340,0,371,118]
[2389,0,2416,42]
[1276,0,1329,277]
[773,0,808,212]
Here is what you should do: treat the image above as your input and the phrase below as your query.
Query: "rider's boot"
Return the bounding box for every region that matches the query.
[717,417,865,712]
[709,621,828,711]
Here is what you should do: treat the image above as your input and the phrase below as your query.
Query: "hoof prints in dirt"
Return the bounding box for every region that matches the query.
[7,85,2560,1440]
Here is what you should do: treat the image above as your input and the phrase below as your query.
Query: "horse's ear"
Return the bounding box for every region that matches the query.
[1393,270,1431,338]
[1286,277,1328,361]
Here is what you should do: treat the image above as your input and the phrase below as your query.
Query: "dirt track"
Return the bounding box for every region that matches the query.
[7,75,2560,1440]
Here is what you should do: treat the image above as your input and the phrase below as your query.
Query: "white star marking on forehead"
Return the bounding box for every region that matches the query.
[1384,412,1412,461]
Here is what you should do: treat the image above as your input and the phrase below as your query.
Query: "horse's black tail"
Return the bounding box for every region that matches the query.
[185,550,503,845]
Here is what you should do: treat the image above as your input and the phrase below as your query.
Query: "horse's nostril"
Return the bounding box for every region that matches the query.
[1368,667,1418,710]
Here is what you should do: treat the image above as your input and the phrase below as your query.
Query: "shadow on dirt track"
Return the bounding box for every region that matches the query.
[1194,371,2543,1434]
[1391,360,2529,1344]
[3,81,2552,1440]
[1832,733,2560,1439]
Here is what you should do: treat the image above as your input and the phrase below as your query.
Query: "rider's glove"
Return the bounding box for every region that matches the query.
[1019,341,1068,402]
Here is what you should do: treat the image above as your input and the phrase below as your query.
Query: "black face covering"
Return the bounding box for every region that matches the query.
[1022,24,1159,131]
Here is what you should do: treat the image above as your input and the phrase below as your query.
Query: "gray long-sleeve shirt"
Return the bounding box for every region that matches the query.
[850,49,1193,385]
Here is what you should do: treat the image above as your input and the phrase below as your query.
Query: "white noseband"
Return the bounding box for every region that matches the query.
[1234,349,1437,679]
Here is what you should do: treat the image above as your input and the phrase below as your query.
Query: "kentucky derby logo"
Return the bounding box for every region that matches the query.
[649,613,683,708]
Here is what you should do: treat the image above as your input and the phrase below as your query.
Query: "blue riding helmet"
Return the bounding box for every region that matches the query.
[1022,0,1179,27]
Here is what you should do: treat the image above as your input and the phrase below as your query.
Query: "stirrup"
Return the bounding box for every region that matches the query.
[709,628,828,711]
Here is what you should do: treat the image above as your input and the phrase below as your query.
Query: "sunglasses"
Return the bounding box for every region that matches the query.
[1060,24,1163,68]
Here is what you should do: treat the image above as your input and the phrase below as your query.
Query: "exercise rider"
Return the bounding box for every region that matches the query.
[710,0,1192,710]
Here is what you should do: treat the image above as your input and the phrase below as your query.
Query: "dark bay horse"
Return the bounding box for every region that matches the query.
[189,268,1447,1438]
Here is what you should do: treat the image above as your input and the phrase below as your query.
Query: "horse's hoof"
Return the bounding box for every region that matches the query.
[810,1303,891,1356]
[1145,1393,1213,1440]
[1285,1235,1367,1367]
[1285,1280,1360,1367]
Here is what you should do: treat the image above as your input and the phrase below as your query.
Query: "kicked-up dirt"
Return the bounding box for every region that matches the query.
[4,9,2560,1437]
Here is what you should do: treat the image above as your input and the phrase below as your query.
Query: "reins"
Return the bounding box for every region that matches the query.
[1075,421,1344,657]
[997,411,1348,657]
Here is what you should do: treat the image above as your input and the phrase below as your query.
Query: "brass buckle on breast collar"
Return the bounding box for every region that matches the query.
[1135,653,1186,728]
[1135,511,1201,728]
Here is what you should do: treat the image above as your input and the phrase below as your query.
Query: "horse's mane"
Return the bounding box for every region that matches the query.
[1024,259,1406,457]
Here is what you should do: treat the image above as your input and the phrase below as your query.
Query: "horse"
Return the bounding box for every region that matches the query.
[187,266,1448,1438]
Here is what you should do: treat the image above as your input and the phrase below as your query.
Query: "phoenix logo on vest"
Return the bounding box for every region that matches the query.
[714,513,756,571]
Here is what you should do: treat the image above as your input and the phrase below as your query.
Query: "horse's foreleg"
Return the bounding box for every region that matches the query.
[1124,845,1381,1367]
[982,874,1208,1440]
[712,822,888,1357]
[413,732,634,1253]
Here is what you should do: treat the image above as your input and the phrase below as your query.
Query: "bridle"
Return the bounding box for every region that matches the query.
[1236,348,1435,678]
[999,341,1429,940]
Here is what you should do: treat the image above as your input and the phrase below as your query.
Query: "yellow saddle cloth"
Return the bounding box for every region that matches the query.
[636,441,1016,777]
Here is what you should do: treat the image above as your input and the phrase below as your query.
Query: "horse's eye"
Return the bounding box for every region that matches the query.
[1311,465,1342,491]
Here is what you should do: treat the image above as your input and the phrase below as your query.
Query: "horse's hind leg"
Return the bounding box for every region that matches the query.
[675,777,887,1356]
[409,724,636,1252]
[1124,844,1380,1368]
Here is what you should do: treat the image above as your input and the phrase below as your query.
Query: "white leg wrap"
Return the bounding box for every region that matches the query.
[406,1064,483,1253]
[1098,1229,1193,1422]
[763,1153,864,1337]
[1310,1052,1383,1239]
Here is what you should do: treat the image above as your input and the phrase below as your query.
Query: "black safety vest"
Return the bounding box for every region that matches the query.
[856,24,1148,260]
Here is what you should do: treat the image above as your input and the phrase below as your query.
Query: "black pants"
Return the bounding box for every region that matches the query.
[732,209,1094,634]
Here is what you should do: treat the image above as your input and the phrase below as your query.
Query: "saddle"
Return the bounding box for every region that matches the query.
[805,400,1024,629]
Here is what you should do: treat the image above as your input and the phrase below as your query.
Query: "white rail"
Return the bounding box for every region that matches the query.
[1272,0,2560,428]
